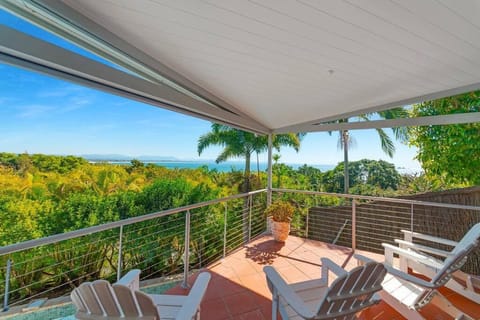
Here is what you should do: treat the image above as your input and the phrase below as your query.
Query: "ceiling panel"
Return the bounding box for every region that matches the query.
[52,0,480,131]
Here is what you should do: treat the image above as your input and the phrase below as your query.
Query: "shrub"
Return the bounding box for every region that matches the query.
[265,200,294,223]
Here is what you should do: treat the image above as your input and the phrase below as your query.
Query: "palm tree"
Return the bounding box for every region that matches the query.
[335,108,408,193]
[198,124,304,242]
[198,124,304,192]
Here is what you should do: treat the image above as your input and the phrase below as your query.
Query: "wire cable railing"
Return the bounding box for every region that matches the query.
[272,188,480,274]
[0,189,266,311]
[2,186,479,313]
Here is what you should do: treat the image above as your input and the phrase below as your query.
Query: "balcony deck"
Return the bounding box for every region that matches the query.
[167,235,480,320]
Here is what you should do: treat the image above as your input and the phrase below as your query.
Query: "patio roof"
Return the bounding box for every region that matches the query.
[1,0,480,133]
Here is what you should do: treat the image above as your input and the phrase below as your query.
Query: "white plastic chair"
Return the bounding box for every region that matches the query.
[393,223,480,304]
[263,256,386,320]
[70,270,210,320]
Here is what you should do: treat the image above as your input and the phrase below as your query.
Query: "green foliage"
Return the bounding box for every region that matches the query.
[409,91,480,185]
[397,173,461,195]
[197,123,304,191]
[297,165,323,190]
[31,154,87,173]
[322,159,401,194]
[0,151,444,303]
[139,178,219,212]
[265,200,295,222]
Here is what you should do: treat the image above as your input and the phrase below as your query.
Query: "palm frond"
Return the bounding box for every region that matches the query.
[376,128,395,157]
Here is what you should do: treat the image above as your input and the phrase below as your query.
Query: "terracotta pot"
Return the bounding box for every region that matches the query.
[271,221,290,242]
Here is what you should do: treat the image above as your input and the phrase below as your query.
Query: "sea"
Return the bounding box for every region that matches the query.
[97,160,336,173]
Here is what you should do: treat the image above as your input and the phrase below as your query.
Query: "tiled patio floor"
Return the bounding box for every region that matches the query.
[166,235,480,319]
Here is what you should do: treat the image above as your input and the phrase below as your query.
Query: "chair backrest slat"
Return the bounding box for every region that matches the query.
[317,262,386,318]
[70,288,88,314]
[92,280,121,317]
[135,291,160,318]
[77,282,104,315]
[112,284,141,317]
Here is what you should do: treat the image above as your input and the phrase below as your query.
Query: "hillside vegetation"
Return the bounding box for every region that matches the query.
[0,152,439,247]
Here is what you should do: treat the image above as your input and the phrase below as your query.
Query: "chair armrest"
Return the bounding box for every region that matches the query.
[116,269,141,291]
[175,272,211,320]
[321,257,347,280]
[395,239,451,257]
[354,254,376,265]
[382,243,443,269]
[401,230,458,247]
[263,266,315,319]
[384,265,437,289]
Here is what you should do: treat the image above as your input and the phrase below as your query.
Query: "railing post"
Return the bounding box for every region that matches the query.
[3,259,11,312]
[182,210,191,289]
[223,203,227,259]
[248,195,252,242]
[352,200,356,252]
[117,225,123,282]
[410,203,414,233]
[305,210,309,239]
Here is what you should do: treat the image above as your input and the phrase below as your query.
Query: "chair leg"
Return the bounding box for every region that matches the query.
[446,273,480,304]
[430,294,473,320]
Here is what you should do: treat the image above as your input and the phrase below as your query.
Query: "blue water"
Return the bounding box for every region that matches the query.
[104,160,335,172]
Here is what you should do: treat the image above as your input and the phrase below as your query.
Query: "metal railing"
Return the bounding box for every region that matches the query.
[273,188,480,273]
[2,187,480,312]
[0,189,267,311]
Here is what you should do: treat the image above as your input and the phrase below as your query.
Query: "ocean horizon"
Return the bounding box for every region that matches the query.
[91,159,336,172]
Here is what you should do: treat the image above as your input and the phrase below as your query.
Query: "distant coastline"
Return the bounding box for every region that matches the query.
[82,154,420,174]
[87,159,336,173]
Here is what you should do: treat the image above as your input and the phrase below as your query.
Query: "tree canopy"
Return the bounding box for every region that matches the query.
[330,108,408,193]
[322,159,401,194]
[409,91,480,185]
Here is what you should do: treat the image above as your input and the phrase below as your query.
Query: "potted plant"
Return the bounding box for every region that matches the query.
[265,200,295,242]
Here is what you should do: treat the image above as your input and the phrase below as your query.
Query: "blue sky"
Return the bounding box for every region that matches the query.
[0,9,421,170]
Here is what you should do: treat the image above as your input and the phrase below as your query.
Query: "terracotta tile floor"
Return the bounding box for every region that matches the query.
[166,235,480,319]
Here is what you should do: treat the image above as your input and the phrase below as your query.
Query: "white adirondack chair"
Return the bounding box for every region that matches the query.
[368,234,479,320]
[263,256,386,320]
[70,270,211,320]
[393,223,480,304]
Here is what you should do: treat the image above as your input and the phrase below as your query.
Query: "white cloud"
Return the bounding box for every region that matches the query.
[37,85,86,98]
[17,105,55,118]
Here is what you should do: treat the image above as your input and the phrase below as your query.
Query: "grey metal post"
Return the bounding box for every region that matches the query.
[305,211,309,239]
[117,225,123,282]
[223,203,227,259]
[267,134,273,206]
[410,203,414,233]
[182,210,191,289]
[248,195,252,242]
[352,200,356,252]
[3,259,11,312]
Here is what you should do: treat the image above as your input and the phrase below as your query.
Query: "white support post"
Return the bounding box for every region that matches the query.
[267,134,273,206]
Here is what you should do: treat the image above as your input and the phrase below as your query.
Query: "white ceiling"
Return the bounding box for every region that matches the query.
[46,0,480,132]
